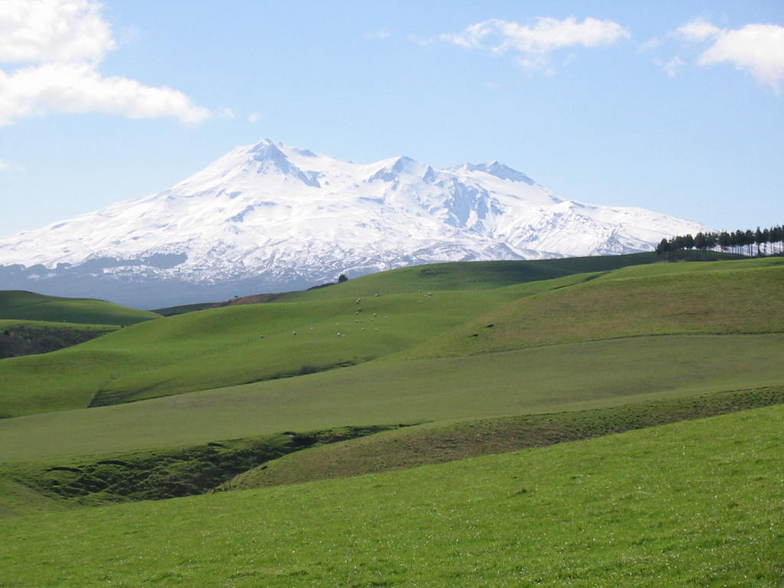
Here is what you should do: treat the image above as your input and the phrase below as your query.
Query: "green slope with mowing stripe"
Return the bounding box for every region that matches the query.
[1,332,782,462]
[0,273,594,417]
[1,404,782,586]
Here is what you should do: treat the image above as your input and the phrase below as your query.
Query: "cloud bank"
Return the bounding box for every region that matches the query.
[0,0,210,125]
[439,17,630,72]
[678,18,784,89]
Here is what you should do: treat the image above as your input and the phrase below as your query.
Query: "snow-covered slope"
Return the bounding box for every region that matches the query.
[0,139,705,307]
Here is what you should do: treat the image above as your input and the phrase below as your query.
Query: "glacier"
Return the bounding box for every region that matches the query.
[0,139,706,308]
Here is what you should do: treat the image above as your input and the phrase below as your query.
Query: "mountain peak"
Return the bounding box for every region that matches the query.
[0,139,707,307]
[249,139,286,161]
[244,140,320,187]
[369,155,429,182]
[462,161,535,184]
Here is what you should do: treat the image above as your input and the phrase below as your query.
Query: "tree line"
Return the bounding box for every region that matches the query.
[656,225,784,257]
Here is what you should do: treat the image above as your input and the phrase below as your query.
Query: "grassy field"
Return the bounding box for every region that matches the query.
[224,385,784,490]
[0,425,403,518]
[0,404,781,586]
[0,254,782,585]
[0,273,596,417]
[403,262,784,359]
[276,252,661,301]
[1,332,782,461]
[1,385,779,519]
[0,290,159,325]
[1,257,779,419]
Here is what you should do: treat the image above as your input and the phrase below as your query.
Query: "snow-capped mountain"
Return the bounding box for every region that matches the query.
[0,139,705,307]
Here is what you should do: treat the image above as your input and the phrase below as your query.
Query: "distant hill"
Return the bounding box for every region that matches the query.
[0,291,159,326]
[0,256,780,423]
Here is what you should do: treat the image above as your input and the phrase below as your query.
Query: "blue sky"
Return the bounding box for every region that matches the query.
[1,0,782,238]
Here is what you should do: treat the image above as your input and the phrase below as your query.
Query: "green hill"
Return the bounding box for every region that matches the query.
[402,262,784,359]
[0,290,159,325]
[0,273,594,417]
[0,254,782,585]
[1,257,779,419]
[1,257,781,423]
[0,404,781,586]
[276,251,662,302]
[222,385,784,490]
[2,331,782,461]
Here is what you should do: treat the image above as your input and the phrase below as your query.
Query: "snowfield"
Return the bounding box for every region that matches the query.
[0,139,705,306]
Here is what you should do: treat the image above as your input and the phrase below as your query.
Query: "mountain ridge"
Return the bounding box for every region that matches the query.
[0,139,706,307]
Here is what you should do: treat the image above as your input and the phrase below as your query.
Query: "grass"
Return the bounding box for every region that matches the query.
[0,254,782,585]
[0,290,159,325]
[276,252,661,301]
[0,425,404,518]
[224,385,784,490]
[2,384,779,519]
[404,263,784,359]
[1,258,779,418]
[0,404,781,586]
[0,273,593,417]
[1,332,782,461]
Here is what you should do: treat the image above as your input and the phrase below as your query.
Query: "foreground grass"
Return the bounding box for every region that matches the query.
[0,290,158,325]
[0,425,404,518]
[225,385,784,490]
[3,385,778,519]
[1,332,782,462]
[1,405,781,586]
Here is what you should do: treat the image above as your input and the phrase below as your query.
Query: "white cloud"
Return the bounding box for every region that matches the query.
[677,18,722,42]
[0,63,210,125]
[661,56,685,78]
[248,112,261,123]
[671,19,784,90]
[217,107,235,120]
[438,17,630,71]
[699,23,784,89]
[639,37,662,53]
[0,159,14,171]
[363,29,391,41]
[0,0,212,125]
[0,0,114,64]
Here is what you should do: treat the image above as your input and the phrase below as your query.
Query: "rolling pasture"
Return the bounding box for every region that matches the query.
[0,254,783,585]
[0,405,781,586]
[0,277,590,416]
[0,254,777,419]
[1,331,782,462]
[0,290,159,325]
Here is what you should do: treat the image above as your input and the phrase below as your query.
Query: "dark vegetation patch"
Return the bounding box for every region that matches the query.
[216,292,286,307]
[153,292,289,316]
[152,302,218,316]
[17,425,407,507]
[223,385,784,490]
[0,324,112,358]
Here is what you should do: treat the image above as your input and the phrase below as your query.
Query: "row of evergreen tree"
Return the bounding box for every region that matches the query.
[656,225,784,257]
